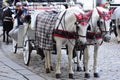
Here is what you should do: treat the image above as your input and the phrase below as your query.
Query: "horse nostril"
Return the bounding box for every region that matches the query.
[103,36,111,42]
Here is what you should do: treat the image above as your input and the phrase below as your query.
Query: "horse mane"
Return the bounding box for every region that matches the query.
[67,6,84,14]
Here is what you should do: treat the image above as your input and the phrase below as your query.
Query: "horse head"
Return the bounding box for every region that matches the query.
[74,10,92,44]
[96,7,114,42]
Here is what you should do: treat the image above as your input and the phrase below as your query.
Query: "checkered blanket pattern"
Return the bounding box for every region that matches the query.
[35,10,59,50]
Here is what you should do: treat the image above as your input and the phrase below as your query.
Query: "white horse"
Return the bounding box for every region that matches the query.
[23,6,92,79]
[53,6,93,79]
[82,7,114,78]
[111,6,120,42]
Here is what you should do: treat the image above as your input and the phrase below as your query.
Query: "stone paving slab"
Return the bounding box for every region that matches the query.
[0,49,45,80]
[0,61,27,80]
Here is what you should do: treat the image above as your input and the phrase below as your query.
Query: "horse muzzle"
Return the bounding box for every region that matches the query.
[103,34,111,42]
[78,39,87,45]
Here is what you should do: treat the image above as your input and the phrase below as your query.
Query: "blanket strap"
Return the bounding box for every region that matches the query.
[56,10,67,29]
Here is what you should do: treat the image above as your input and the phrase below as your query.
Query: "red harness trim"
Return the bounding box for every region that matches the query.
[53,29,78,39]
[87,31,102,40]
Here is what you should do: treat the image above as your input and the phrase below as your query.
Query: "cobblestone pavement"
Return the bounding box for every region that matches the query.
[0,26,120,80]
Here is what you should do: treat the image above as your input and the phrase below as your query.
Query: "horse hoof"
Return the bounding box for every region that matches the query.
[6,42,9,45]
[94,73,99,78]
[77,66,82,71]
[56,74,61,79]
[3,40,5,42]
[50,66,54,71]
[46,68,50,73]
[85,73,90,78]
[69,73,74,79]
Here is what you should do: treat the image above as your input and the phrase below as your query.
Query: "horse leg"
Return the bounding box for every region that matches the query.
[3,30,5,42]
[55,40,62,79]
[116,19,120,43]
[49,52,53,71]
[114,25,118,37]
[73,47,81,71]
[84,46,90,78]
[67,43,74,79]
[6,31,9,44]
[76,51,82,71]
[44,50,51,73]
[113,20,118,37]
[93,44,99,78]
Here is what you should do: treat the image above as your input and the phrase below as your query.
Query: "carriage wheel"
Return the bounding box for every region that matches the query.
[23,35,32,66]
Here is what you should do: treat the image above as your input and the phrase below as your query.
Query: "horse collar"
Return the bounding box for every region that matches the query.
[53,29,78,39]
[87,31,102,40]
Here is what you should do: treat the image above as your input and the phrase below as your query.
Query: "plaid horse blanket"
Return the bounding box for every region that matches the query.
[35,10,59,50]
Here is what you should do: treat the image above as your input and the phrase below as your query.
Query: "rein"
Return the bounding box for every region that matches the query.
[53,10,88,46]
[54,10,86,39]
[98,18,110,38]
[74,22,86,38]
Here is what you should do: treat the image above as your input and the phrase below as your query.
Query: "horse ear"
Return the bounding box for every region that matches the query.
[85,10,93,18]
[74,13,82,20]
[96,8,102,15]
[108,8,115,15]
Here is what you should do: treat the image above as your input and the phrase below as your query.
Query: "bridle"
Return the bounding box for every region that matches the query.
[74,22,86,38]
[56,10,87,39]
[98,12,111,37]
[74,12,92,38]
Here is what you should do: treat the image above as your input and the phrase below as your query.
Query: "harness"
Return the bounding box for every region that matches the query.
[86,10,111,45]
[53,10,86,39]
[97,12,111,38]
[86,31,102,40]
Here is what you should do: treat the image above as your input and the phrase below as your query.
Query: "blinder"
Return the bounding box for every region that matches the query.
[74,22,86,38]
[75,22,80,30]
[97,20,101,27]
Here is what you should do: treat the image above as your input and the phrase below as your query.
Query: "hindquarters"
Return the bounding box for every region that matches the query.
[3,21,13,32]
[3,21,13,44]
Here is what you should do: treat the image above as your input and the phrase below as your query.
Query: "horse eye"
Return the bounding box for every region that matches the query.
[76,26,80,30]
[100,21,103,24]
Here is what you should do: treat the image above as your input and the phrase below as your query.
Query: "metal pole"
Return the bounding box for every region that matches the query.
[93,0,96,8]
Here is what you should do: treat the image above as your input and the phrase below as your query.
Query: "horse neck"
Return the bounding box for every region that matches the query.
[89,8,99,32]
[55,9,76,32]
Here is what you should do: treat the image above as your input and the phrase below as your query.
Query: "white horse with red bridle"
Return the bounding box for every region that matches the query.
[23,6,92,79]
[53,6,92,79]
[76,6,114,78]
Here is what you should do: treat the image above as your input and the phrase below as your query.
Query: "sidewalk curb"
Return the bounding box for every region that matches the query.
[0,45,45,80]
